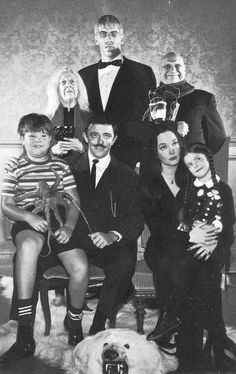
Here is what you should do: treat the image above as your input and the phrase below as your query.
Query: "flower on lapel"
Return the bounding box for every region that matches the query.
[177,121,189,137]
[197,189,205,197]
[207,189,221,200]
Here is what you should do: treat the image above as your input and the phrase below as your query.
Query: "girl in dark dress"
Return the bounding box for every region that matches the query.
[140,124,236,371]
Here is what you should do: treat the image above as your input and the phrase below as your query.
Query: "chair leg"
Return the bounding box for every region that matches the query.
[40,281,51,336]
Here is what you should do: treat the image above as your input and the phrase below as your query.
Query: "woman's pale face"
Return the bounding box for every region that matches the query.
[184,152,211,181]
[157,131,180,166]
[58,72,78,104]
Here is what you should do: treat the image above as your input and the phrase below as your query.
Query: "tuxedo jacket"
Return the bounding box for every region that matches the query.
[176,89,226,155]
[69,153,144,240]
[79,57,156,167]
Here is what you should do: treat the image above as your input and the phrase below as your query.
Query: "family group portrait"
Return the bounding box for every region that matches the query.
[0,0,236,373]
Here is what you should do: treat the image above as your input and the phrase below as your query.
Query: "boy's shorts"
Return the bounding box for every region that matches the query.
[11,221,80,257]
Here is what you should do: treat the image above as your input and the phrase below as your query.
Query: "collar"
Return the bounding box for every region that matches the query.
[194,175,220,188]
[98,55,123,72]
[159,80,195,97]
[88,150,111,169]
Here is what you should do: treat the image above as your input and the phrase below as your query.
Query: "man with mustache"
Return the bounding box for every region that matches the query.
[68,115,144,334]
[78,15,156,169]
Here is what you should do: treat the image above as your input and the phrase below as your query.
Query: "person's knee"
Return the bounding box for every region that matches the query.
[62,249,89,281]
[16,236,42,258]
[112,251,136,276]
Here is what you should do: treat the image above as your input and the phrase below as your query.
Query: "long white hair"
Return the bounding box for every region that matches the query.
[44,67,90,119]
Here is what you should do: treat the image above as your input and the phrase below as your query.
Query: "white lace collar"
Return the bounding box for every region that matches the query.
[194,175,220,188]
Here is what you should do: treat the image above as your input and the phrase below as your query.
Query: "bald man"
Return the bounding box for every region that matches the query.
[159,52,226,155]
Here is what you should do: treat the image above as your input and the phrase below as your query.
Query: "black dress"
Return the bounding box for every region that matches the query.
[140,174,236,371]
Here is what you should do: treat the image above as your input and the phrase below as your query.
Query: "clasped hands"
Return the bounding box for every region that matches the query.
[51,138,84,155]
[188,222,219,261]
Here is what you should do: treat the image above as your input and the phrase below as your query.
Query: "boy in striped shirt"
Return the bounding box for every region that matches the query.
[0,113,88,366]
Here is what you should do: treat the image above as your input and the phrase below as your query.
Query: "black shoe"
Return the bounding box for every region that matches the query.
[88,324,105,336]
[68,328,84,346]
[16,325,36,357]
[64,315,84,346]
[147,313,180,341]
[0,327,35,368]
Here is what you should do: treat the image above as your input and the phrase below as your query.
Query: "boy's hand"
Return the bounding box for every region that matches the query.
[54,225,73,244]
[4,157,19,173]
[26,213,48,232]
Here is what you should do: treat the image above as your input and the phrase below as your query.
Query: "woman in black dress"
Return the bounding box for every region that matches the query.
[140,122,236,372]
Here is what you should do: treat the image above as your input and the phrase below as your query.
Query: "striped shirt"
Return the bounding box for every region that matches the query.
[1,155,77,208]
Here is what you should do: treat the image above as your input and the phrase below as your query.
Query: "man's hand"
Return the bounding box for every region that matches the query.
[4,157,19,173]
[89,232,118,248]
[54,225,73,244]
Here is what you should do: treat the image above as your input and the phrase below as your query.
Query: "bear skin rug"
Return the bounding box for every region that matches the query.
[0,276,178,374]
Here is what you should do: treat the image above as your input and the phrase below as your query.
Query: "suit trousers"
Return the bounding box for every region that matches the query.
[79,237,137,319]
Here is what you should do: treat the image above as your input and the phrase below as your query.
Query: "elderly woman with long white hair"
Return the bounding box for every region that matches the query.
[45,67,91,156]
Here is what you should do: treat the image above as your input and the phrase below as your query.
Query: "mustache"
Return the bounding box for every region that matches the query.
[93,144,106,149]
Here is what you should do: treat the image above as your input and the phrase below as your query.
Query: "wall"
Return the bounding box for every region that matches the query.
[0,0,235,259]
[0,0,236,138]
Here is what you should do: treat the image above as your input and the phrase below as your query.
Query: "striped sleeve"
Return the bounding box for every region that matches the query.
[1,171,18,197]
[58,161,77,190]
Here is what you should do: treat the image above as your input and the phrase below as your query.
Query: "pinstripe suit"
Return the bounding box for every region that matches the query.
[69,152,144,318]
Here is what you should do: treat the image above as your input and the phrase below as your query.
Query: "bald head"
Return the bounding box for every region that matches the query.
[160,52,186,84]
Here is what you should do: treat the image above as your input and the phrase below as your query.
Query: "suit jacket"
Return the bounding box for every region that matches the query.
[158,81,226,155]
[176,88,226,154]
[69,153,144,240]
[79,57,156,167]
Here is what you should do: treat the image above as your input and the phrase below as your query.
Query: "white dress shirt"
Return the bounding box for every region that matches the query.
[88,151,122,241]
[88,151,111,187]
[98,56,122,110]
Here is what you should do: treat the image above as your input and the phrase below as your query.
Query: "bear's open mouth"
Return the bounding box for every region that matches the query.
[103,361,129,374]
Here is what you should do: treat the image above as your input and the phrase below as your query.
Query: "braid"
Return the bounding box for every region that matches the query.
[178,171,193,230]
[207,148,217,186]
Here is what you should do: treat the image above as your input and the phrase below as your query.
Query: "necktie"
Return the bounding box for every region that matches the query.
[98,59,122,69]
[91,159,99,190]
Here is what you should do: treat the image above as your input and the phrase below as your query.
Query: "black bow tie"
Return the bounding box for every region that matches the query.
[98,59,122,69]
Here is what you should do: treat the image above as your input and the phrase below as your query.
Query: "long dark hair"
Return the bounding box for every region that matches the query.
[179,142,217,229]
[140,120,187,188]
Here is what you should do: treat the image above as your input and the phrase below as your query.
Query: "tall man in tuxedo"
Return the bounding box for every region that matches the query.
[78,15,156,168]
[158,52,226,155]
[69,115,144,334]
